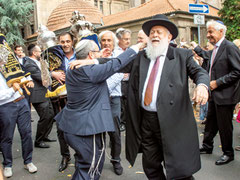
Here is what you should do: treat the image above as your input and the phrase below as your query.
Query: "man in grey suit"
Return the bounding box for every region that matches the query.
[55,39,143,179]
[192,20,240,165]
[24,44,55,148]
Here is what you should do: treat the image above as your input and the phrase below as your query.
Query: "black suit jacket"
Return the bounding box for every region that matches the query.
[24,57,48,103]
[194,39,240,105]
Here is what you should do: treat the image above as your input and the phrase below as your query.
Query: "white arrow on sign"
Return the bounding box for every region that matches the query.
[189,4,209,14]
[203,5,208,13]
[190,6,208,13]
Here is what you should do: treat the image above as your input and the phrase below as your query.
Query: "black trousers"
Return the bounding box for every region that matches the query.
[120,81,129,125]
[51,96,70,158]
[33,99,55,144]
[202,98,235,156]
[141,109,194,180]
[108,97,121,162]
[141,109,166,180]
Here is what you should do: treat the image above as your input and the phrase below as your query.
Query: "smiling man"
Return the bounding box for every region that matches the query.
[99,30,124,175]
[193,20,240,166]
[114,14,209,180]
[51,31,76,172]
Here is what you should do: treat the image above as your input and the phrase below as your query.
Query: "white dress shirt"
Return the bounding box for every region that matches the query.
[210,36,225,67]
[29,57,41,70]
[141,48,168,112]
[0,73,21,106]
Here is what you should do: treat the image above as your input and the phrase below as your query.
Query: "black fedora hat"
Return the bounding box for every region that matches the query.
[142,14,178,40]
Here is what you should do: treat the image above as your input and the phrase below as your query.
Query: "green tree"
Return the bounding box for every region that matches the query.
[0,0,34,45]
[218,0,240,41]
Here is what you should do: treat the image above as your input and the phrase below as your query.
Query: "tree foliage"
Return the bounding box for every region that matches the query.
[218,0,240,41]
[0,0,34,45]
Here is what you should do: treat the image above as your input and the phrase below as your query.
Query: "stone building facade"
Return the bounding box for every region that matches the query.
[26,0,222,47]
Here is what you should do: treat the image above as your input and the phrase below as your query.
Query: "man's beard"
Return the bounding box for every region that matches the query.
[145,37,169,60]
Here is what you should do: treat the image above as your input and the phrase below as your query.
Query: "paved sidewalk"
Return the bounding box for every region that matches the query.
[0,109,240,179]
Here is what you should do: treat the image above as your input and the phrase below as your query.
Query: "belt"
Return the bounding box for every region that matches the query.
[13,95,25,103]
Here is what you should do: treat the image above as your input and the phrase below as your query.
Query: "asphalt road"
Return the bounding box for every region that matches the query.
[1,109,240,180]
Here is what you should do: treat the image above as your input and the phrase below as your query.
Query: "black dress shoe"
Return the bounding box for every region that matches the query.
[43,137,57,142]
[112,162,123,175]
[199,147,212,154]
[59,156,71,172]
[120,124,125,132]
[34,142,50,148]
[215,155,234,165]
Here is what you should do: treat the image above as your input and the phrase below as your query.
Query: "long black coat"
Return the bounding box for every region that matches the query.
[125,46,209,179]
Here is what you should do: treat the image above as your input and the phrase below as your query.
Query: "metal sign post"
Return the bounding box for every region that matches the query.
[189,2,209,46]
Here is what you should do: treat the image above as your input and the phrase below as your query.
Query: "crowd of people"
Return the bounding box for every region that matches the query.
[0,13,240,180]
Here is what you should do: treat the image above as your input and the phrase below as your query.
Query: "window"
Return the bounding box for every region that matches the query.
[21,28,25,38]
[94,0,98,7]
[100,1,103,12]
[191,27,198,42]
[30,24,34,35]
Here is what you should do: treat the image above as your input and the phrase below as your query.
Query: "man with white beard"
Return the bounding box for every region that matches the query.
[72,14,209,180]
[123,14,210,180]
[100,14,209,180]
[122,14,209,180]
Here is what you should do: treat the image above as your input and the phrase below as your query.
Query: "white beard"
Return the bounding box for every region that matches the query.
[145,36,169,60]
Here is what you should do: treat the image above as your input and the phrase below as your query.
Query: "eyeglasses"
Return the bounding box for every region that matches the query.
[91,50,100,53]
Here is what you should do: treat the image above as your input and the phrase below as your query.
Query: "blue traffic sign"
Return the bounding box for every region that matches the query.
[189,4,209,14]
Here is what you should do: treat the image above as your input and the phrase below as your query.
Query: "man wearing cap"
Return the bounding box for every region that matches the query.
[72,14,209,179]
[192,20,240,165]
[55,39,144,179]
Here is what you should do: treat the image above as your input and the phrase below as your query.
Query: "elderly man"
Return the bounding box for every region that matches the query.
[99,30,124,175]
[192,20,240,165]
[0,58,37,178]
[115,28,132,132]
[74,14,209,180]
[121,14,209,180]
[55,39,143,179]
[137,29,148,44]
[115,28,131,52]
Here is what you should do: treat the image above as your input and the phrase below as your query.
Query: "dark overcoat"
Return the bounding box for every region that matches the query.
[125,46,210,179]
